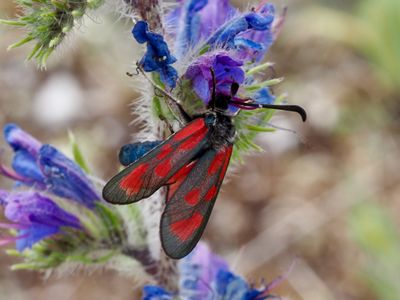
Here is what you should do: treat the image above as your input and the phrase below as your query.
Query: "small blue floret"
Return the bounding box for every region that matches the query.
[132,21,178,88]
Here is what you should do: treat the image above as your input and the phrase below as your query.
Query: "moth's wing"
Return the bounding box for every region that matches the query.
[166,161,196,203]
[102,118,210,204]
[160,144,233,259]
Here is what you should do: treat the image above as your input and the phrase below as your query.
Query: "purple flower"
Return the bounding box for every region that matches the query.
[142,243,279,300]
[0,191,81,251]
[205,5,275,57]
[197,0,237,39]
[168,0,237,57]
[132,20,178,88]
[39,145,100,208]
[2,124,45,186]
[1,124,100,208]
[235,4,276,62]
[168,1,275,63]
[185,51,245,104]
[174,0,208,58]
[180,242,229,298]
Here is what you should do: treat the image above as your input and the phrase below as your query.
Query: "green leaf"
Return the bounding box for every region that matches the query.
[7,36,34,50]
[0,19,26,26]
[246,62,274,76]
[198,44,211,55]
[68,131,90,174]
[245,77,284,92]
[245,124,275,132]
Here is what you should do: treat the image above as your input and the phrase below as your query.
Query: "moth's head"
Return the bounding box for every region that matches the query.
[204,112,217,126]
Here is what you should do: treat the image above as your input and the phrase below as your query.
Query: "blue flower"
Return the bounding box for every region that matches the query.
[0,191,81,251]
[168,0,237,57]
[253,87,275,105]
[132,20,178,88]
[206,7,275,62]
[39,145,100,208]
[142,286,172,300]
[174,0,208,58]
[2,124,45,187]
[1,124,100,208]
[167,1,275,63]
[142,243,278,300]
[235,4,276,62]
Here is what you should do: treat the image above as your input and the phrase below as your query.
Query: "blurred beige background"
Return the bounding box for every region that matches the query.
[1,0,399,299]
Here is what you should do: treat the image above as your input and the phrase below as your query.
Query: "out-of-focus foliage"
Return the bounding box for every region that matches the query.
[350,202,400,300]
[298,0,400,90]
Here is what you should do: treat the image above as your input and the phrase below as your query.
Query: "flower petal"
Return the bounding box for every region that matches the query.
[198,0,237,38]
[253,87,275,105]
[214,270,249,300]
[3,191,81,251]
[185,51,245,104]
[38,145,100,208]
[132,21,178,88]
[174,0,208,57]
[15,225,59,251]
[11,150,45,184]
[142,285,172,300]
[180,242,229,297]
[204,4,275,63]
[0,190,9,205]
[3,123,41,156]
[4,192,80,228]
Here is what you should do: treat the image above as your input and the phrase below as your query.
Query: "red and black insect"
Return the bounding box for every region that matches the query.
[102,70,306,259]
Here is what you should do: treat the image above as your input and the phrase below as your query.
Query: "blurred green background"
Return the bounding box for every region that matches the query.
[1,0,399,299]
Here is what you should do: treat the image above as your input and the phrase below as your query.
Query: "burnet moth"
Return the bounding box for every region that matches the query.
[103,68,307,259]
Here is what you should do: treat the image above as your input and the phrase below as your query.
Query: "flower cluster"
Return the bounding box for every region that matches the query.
[0,124,98,251]
[0,124,134,271]
[133,0,286,156]
[143,243,279,300]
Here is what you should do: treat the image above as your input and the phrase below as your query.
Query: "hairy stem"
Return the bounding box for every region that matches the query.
[124,0,164,32]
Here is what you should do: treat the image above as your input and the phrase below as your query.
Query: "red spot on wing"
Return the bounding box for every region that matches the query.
[173,119,205,141]
[167,163,195,185]
[167,162,196,202]
[208,151,225,175]
[155,158,172,177]
[119,163,149,195]
[157,144,173,160]
[180,130,208,151]
[204,185,218,202]
[184,188,201,205]
[170,212,203,241]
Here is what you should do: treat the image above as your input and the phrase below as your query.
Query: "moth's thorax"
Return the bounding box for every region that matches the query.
[204,112,236,148]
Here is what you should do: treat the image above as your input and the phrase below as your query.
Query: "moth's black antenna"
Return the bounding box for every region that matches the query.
[230,100,307,122]
[126,68,140,77]
[210,67,217,110]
